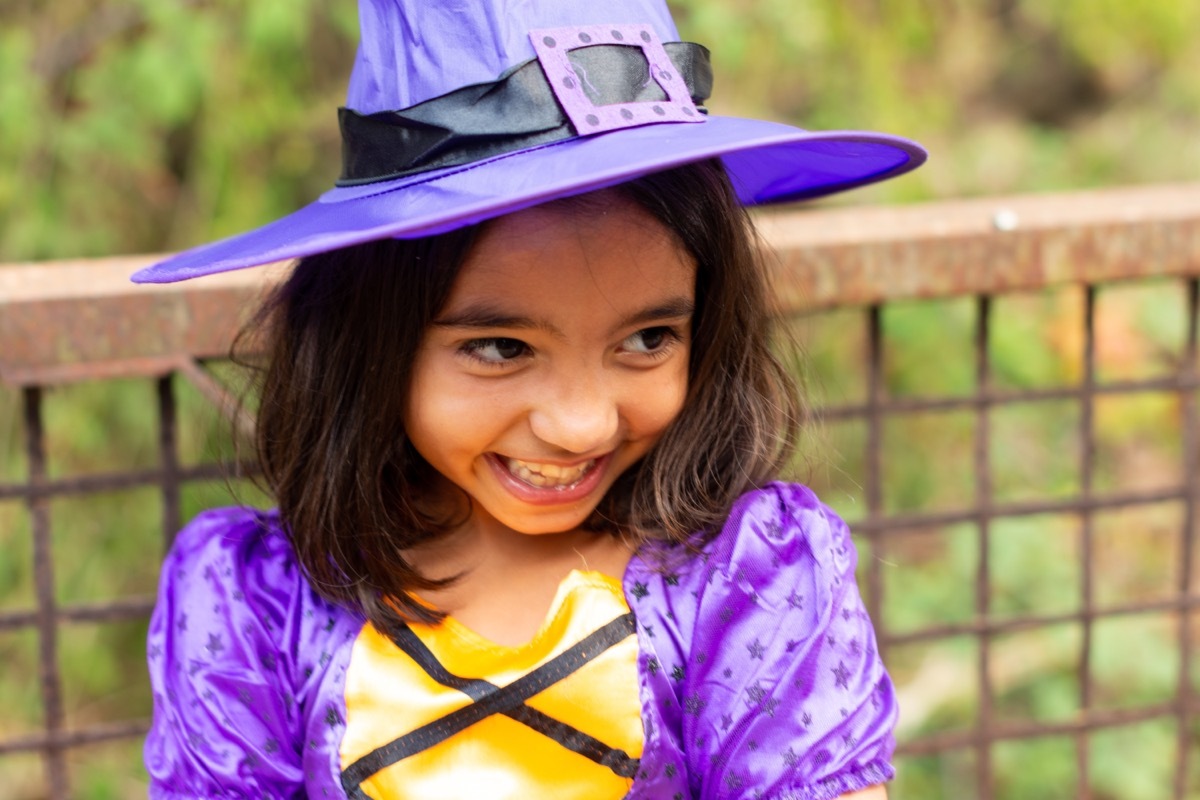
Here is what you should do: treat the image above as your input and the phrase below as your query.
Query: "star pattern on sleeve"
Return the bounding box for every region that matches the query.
[684,693,708,716]
[832,661,852,690]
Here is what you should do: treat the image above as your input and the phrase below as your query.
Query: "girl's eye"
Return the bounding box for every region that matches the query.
[622,326,676,356]
[460,337,530,365]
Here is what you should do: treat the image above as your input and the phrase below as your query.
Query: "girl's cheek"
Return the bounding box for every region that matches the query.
[633,366,689,434]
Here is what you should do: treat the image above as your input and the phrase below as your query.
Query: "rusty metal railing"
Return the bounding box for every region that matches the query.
[2,182,1198,798]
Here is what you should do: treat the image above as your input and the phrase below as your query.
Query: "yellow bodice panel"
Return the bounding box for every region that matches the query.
[340,570,644,800]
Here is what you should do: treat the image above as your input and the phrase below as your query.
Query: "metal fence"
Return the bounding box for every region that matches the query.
[2,182,1198,798]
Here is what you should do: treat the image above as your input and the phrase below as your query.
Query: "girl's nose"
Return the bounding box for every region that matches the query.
[527,375,620,455]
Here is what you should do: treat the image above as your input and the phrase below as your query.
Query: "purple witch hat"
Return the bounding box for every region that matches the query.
[132,0,927,284]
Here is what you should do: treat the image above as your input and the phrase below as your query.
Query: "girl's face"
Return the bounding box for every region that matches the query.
[406,193,694,538]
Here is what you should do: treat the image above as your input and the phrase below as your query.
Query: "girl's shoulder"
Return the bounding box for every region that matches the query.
[714,479,855,571]
[151,504,362,687]
[155,506,331,630]
[630,480,859,601]
[627,482,867,660]
[162,505,293,578]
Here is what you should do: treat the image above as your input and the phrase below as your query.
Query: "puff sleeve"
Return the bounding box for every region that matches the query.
[145,508,334,799]
[629,483,897,800]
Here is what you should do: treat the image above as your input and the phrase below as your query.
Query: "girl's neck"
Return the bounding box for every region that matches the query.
[404,518,634,647]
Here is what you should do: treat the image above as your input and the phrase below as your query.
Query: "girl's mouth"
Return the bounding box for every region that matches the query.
[485,453,611,505]
[503,457,596,489]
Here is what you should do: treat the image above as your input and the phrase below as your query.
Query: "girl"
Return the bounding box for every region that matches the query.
[137,1,925,798]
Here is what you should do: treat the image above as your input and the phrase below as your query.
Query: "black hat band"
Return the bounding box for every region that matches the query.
[337,41,712,186]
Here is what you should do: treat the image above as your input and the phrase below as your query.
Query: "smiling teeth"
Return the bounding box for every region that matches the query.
[505,457,595,489]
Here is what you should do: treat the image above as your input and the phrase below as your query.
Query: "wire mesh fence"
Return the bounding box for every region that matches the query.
[798,286,1199,798]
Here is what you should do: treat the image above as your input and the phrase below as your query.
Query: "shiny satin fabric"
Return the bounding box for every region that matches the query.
[341,571,644,799]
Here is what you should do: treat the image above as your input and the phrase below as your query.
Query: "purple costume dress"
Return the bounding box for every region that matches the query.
[146,482,897,798]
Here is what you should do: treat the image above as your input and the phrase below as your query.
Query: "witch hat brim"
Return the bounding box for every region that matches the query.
[132,117,923,284]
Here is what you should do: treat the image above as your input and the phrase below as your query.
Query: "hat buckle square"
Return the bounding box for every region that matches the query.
[530,24,704,137]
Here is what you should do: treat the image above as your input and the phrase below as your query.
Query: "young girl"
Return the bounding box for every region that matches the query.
[136,1,925,798]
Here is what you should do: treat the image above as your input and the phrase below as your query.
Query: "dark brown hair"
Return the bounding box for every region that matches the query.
[243,158,801,633]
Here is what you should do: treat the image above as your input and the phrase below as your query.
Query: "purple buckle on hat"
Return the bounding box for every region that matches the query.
[530,24,703,136]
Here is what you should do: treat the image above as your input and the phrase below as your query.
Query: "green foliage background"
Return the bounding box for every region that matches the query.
[1,1,1199,798]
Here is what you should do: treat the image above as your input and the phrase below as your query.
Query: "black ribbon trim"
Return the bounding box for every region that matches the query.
[340,613,637,795]
[386,623,641,777]
[337,42,712,186]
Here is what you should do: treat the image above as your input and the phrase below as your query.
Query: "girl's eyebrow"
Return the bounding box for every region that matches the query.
[619,297,695,329]
[432,305,559,334]
[433,297,695,336]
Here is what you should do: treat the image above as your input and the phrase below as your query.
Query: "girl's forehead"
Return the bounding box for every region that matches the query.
[458,197,691,283]
[475,191,676,253]
[450,196,695,301]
